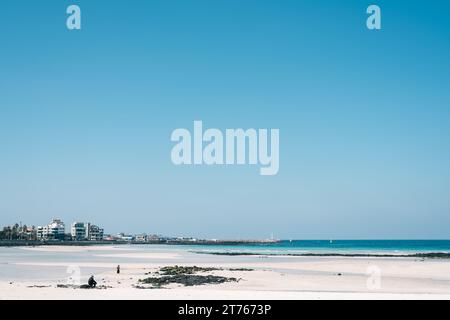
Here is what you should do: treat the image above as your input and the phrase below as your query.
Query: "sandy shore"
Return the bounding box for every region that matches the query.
[2,245,450,300]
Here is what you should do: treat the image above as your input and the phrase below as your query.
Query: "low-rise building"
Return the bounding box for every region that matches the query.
[23,226,37,240]
[135,234,148,242]
[117,233,134,241]
[147,234,161,241]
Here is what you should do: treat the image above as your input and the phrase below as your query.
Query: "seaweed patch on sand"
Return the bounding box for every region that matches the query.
[56,284,112,290]
[138,265,240,289]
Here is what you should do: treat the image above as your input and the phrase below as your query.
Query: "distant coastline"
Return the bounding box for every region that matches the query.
[0,239,281,247]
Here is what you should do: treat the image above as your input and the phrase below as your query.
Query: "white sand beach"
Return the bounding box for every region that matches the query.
[2,245,450,300]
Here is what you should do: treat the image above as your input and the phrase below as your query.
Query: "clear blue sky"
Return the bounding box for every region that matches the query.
[1,0,449,239]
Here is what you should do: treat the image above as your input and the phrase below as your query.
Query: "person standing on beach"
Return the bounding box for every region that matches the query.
[117,265,120,274]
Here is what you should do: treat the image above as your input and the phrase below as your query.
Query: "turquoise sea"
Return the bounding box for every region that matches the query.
[182,240,450,254]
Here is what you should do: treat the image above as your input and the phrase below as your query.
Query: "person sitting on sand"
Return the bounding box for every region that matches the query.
[88,275,97,288]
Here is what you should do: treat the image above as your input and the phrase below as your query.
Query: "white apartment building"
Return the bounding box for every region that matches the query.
[87,223,104,241]
[37,219,66,240]
[71,222,104,241]
[135,234,148,242]
[71,222,87,240]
